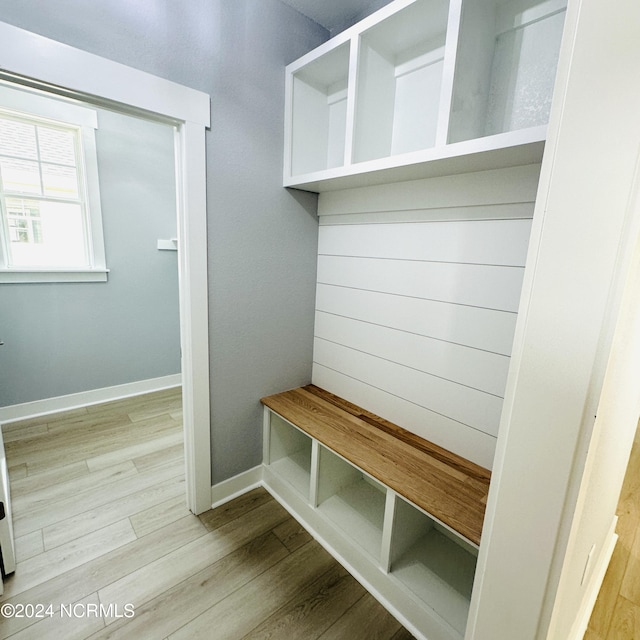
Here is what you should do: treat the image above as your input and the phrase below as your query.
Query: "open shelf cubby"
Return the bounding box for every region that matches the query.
[353,0,451,162]
[289,42,350,176]
[448,0,567,143]
[316,444,387,561]
[283,0,565,191]
[261,387,492,639]
[267,413,312,500]
[389,496,478,637]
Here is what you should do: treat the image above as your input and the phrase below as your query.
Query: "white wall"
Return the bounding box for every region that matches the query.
[313,163,540,469]
[467,0,640,636]
[547,187,640,638]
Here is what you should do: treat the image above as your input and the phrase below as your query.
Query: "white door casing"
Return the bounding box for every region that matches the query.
[0,21,212,514]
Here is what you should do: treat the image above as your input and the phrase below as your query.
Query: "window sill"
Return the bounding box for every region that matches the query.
[0,268,109,283]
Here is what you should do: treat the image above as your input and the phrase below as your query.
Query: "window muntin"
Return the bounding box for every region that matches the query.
[0,111,91,269]
[0,84,107,283]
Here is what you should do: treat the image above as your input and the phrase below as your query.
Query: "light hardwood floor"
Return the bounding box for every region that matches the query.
[0,389,414,640]
[586,421,640,640]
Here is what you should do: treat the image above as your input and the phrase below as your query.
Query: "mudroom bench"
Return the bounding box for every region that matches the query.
[260,384,491,640]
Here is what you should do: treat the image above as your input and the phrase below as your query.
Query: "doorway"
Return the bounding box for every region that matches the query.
[0,21,211,514]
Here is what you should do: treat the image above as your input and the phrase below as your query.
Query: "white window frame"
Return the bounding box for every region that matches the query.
[0,84,108,283]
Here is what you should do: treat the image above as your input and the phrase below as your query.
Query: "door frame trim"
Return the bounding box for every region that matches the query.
[0,21,212,514]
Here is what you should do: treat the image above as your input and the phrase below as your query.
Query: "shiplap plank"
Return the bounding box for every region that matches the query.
[318,219,532,266]
[317,164,541,216]
[316,284,517,356]
[311,165,537,471]
[318,202,534,224]
[312,365,496,469]
[313,339,503,437]
[315,312,509,397]
[317,255,525,312]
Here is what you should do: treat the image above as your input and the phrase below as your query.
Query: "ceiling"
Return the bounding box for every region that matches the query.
[279,0,391,34]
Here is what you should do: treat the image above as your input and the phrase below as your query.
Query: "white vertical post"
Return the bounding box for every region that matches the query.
[175,120,211,515]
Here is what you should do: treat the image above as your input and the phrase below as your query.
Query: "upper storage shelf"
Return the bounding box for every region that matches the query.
[284,0,567,192]
[290,42,350,176]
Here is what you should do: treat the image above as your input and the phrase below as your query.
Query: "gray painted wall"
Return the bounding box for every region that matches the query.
[0,1,327,482]
[0,107,180,406]
[330,0,394,36]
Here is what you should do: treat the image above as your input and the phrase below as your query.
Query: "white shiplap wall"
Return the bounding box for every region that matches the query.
[312,164,541,469]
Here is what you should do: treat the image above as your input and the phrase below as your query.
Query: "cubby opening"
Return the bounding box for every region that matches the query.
[353,0,450,163]
[290,42,350,176]
[316,445,387,560]
[389,497,478,636]
[449,0,567,144]
[268,413,312,500]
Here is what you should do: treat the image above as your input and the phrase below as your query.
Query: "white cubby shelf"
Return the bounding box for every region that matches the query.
[283,0,567,192]
[261,385,490,640]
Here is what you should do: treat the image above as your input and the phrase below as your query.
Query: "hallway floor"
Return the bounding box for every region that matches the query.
[0,389,414,639]
[586,421,640,639]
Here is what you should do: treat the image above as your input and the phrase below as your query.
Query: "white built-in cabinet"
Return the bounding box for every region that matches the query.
[270,0,570,638]
[284,0,566,192]
[264,411,478,640]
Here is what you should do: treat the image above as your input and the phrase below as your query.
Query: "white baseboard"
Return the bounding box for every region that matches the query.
[210,466,264,509]
[0,374,182,425]
[568,516,618,640]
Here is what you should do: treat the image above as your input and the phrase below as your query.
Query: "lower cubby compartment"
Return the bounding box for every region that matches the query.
[389,497,477,636]
[260,390,490,640]
[267,412,312,500]
[316,445,387,561]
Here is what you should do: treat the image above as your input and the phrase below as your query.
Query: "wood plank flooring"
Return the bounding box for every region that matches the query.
[0,389,414,640]
[586,420,640,640]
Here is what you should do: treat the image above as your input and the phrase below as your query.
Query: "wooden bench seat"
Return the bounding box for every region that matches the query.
[261,384,490,546]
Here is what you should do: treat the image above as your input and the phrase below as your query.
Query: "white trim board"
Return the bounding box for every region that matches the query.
[567,517,618,640]
[0,22,209,126]
[0,21,212,514]
[210,466,264,509]
[0,374,181,425]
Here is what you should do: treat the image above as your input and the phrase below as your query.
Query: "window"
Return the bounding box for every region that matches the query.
[0,84,107,282]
